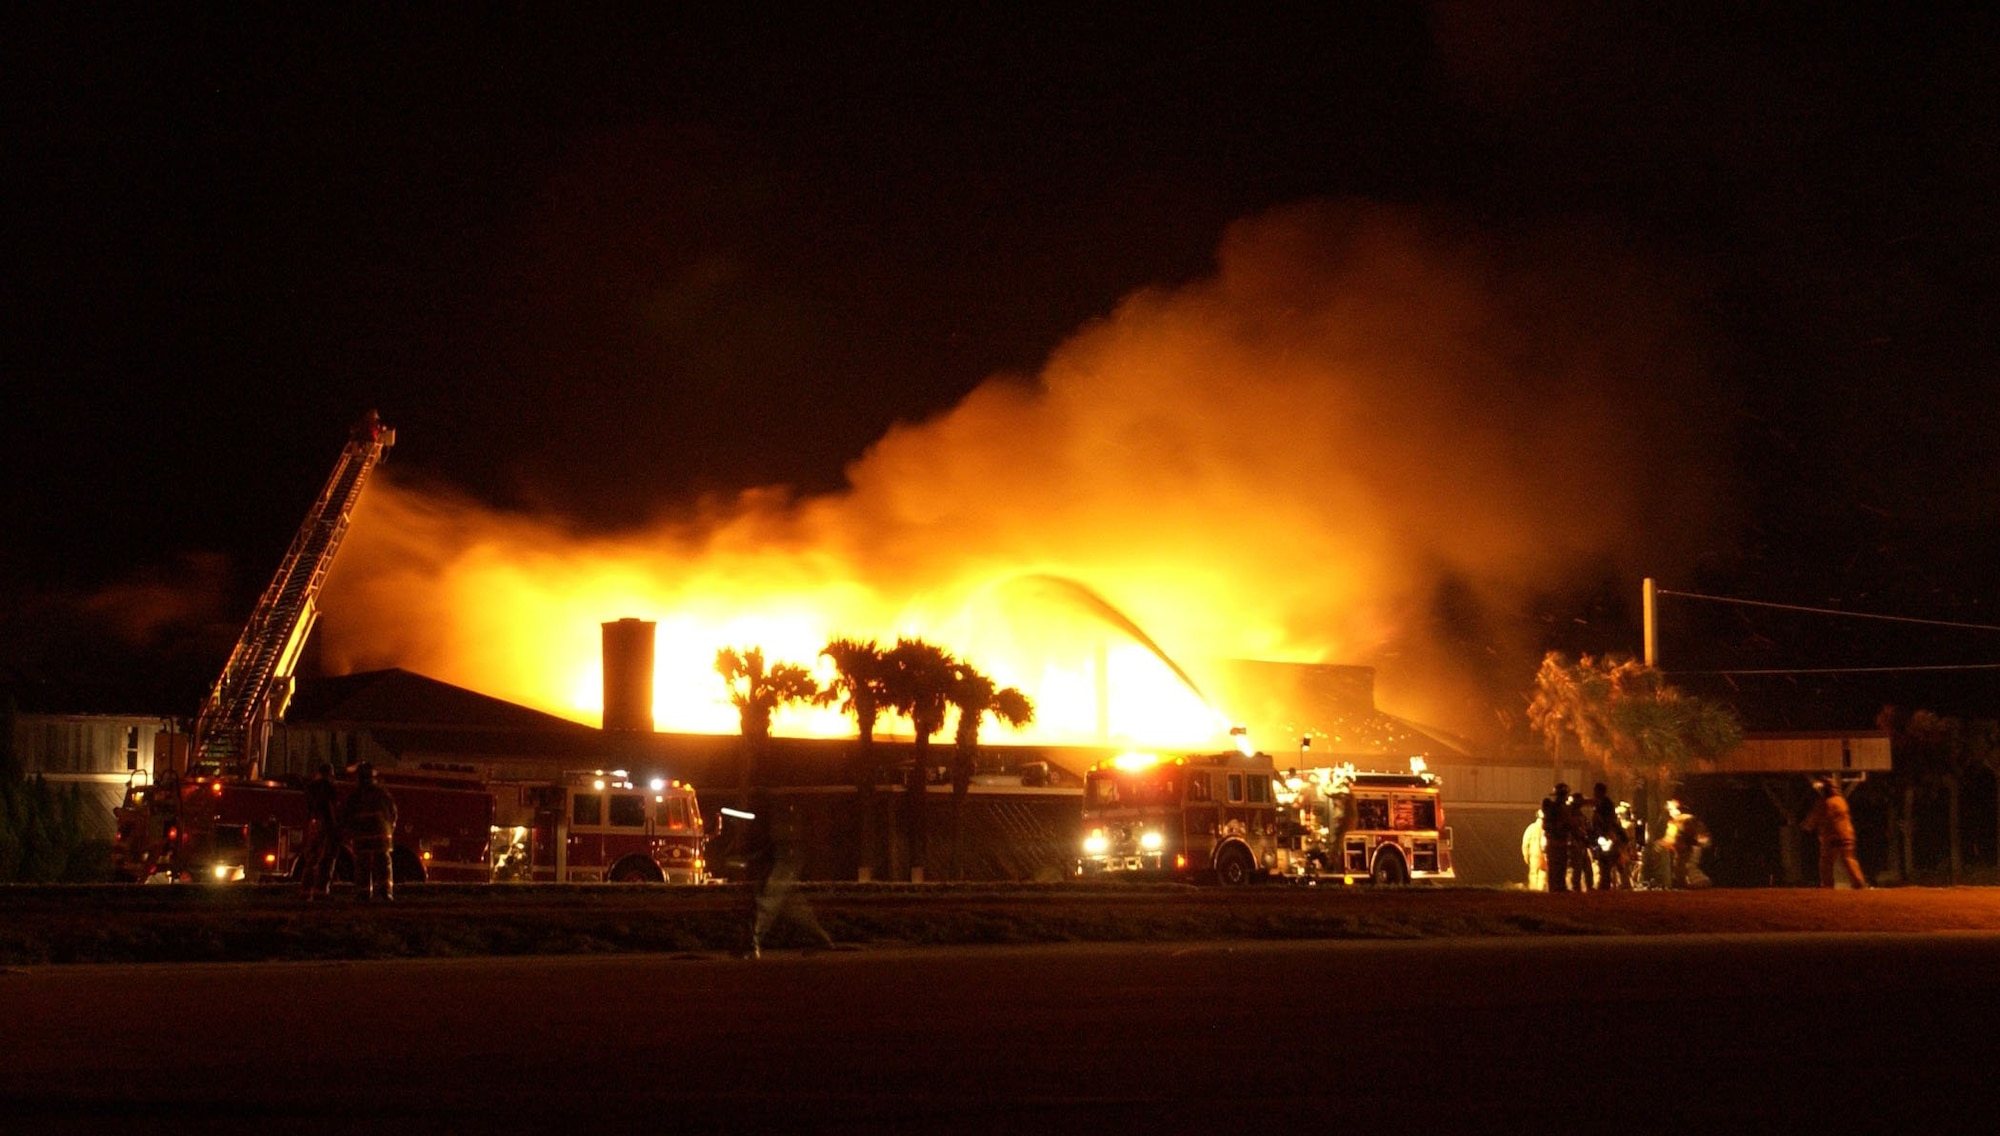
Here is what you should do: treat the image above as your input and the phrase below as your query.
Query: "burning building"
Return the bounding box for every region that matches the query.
[316,204,1730,766]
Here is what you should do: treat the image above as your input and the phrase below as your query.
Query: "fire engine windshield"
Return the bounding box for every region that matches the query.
[1085,770,1182,809]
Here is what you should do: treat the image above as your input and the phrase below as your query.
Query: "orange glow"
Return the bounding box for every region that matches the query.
[318,205,1728,746]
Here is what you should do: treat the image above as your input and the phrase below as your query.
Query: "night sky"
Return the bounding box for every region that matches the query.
[5,4,1998,727]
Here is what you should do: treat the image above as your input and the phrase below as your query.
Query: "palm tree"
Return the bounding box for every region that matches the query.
[882,637,956,881]
[715,646,820,788]
[820,637,890,880]
[945,662,1034,878]
[1529,651,1741,835]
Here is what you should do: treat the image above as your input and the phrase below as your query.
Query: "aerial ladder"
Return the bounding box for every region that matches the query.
[178,411,396,777]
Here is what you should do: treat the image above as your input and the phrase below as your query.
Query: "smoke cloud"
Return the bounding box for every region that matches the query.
[320,201,1735,741]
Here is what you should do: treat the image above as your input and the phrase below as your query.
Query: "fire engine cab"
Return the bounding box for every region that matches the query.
[1273,762,1455,885]
[1077,749,1453,886]
[489,770,708,884]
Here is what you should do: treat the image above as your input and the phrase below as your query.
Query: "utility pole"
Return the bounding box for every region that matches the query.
[1643,577,1658,668]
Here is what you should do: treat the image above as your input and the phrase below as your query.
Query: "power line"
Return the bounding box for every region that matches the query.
[1655,589,2000,634]
[1671,663,2000,677]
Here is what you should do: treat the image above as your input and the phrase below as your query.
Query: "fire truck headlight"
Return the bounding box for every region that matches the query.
[1140,830,1164,852]
[1083,831,1108,855]
[213,864,233,881]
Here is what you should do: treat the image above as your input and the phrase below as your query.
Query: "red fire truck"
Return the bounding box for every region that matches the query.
[489,770,708,884]
[113,765,710,886]
[112,764,496,884]
[107,415,710,887]
[1076,750,1454,886]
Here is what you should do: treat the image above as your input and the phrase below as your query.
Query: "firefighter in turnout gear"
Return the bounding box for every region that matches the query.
[1803,779,1868,889]
[1589,782,1627,889]
[1540,784,1572,891]
[300,761,339,898]
[1615,801,1646,889]
[1564,791,1594,891]
[340,762,398,900]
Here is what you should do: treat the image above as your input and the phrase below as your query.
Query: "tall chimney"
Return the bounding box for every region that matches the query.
[601,618,657,732]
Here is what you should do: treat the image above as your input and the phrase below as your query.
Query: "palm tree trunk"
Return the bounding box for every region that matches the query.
[906,737,928,882]
[1901,784,1916,880]
[855,784,877,882]
[950,786,966,881]
[851,728,878,882]
[1947,774,1962,883]
[1883,797,1902,881]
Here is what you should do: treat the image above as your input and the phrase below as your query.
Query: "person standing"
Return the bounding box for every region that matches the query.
[1615,801,1647,889]
[299,761,339,899]
[339,762,398,901]
[1540,783,1572,892]
[1565,791,1595,891]
[1521,812,1547,891]
[1803,779,1868,889]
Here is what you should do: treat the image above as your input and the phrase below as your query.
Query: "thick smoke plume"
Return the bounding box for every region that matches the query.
[321,202,1733,742]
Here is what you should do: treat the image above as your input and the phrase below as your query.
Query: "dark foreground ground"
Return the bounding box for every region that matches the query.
[4,880,1999,966]
[5,932,1997,1132]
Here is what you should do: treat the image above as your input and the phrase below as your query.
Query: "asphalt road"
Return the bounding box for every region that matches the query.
[6,932,1997,1133]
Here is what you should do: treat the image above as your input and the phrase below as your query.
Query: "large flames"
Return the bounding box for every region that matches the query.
[318,203,1729,747]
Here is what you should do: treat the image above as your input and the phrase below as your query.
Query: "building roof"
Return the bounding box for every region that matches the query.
[285,668,595,734]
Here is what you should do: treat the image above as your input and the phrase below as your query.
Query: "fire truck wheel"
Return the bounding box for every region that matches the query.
[608,856,666,884]
[1371,849,1409,887]
[391,847,427,885]
[1214,845,1256,887]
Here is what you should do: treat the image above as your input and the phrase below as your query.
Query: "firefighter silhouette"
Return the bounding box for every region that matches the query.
[300,761,339,898]
[1589,783,1627,889]
[1539,784,1572,891]
[340,762,398,900]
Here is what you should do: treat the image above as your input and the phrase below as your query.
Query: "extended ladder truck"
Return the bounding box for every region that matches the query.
[109,413,443,882]
[110,416,709,886]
